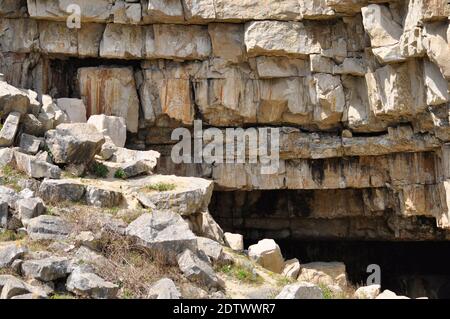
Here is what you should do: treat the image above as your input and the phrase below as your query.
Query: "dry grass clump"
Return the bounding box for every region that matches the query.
[55,204,192,299]
[96,230,184,299]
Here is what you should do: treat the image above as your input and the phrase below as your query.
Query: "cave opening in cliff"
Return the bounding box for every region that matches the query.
[209,190,450,299]
[47,57,141,98]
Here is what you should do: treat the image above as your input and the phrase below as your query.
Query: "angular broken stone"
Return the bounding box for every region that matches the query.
[21,114,46,137]
[0,112,20,147]
[38,179,86,203]
[87,115,127,148]
[147,278,181,299]
[177,249,224,289]
[27,215,73,241]
[13,151,62,179]
[0,81,38,116]
[19,133,42,155]
[16,197,46,225]
[0,244,28,268]
[85,186,123,208]
[197,237,223,262]
[66,267,119,299]
[189,211,225,244]
[224,232,244,252]
[282,258,301,280]
[135,176,213,216]
[248,239,284,274]
[361,4,402,47]
[21,257,71,282]
[275,282,324,299]
[126,211,198,261]
[45,123,105,165]
[0,148,14,167]
[0,275,47,299]
[56,98,87,123]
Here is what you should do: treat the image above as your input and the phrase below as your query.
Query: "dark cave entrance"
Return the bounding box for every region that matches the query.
[209,190,450,299]
[46,57,141,98]
[270,240,450,299]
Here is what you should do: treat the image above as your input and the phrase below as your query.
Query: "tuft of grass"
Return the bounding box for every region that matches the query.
[107,207,120,215]
[319,284,334,299]
[114,168,127,180]
[277,276,295,287]
[1,164,26,192]
[219,264,263,284]
[91,162,109,178]
[46,206,57,216]
[0,230,26,242]
[144,182,176,192]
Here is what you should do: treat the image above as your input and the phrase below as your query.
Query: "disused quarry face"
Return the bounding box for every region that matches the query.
[2,0,450,299]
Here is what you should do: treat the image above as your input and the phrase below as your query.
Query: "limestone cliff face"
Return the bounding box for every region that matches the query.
[1,0,450,241]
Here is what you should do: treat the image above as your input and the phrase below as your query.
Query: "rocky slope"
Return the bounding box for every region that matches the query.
[0,0,449,299]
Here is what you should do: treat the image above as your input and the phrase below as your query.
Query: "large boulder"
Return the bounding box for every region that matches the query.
[21,257,71,282]
[177,249,224,289]
[85,186,123,208]
[134,176,213,216]
[66,267,119,299]
[13,151,62,179]
[45,123,105,165]
[248,239,284,274]
[126,211,198,261]
[0,81,39,116]
[0,275,47,299]
[87,115,127,148]
[16,197,46,225]
[38,179,86,203]
[275,282,323,299]
[27,215,73,240]
[147,278,181,299]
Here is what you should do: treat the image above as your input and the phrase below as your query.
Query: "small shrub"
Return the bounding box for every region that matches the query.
[114,168,127,180]
[91,162,109,178]
[145,182,176,192]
